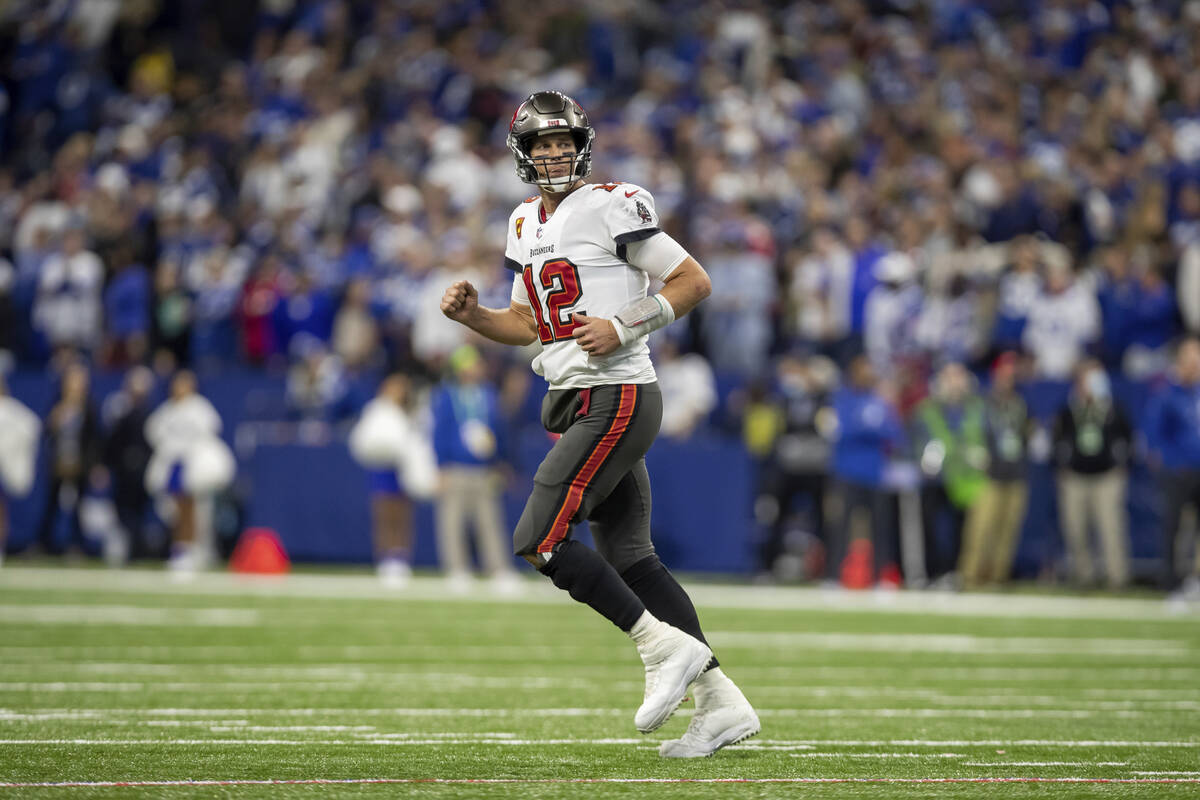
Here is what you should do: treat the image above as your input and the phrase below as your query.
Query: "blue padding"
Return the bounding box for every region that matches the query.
[0,369,1177,577]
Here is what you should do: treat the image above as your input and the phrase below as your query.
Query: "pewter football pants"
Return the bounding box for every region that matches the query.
[513,382,661,573]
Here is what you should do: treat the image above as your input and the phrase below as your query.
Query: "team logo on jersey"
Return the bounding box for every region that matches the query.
[635,199,652,224]
[515,217,525,239]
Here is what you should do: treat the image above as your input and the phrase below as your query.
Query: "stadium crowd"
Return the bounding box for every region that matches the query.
[0,0,1198,595]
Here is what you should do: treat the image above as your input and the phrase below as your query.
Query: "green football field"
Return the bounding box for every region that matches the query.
[0,566,1198,799]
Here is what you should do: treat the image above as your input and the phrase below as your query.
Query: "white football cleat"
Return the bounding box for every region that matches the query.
[377,558,412,589]
[659,667,760,758]
[629,612,712,734]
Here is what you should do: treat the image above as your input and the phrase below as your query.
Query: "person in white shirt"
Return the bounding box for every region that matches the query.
[144,371,234,573]
[32,228,104,356]
[347,373,436,587]
[1023,260,1100,380]
[864,251,924,379]
[654,338,717,441]
[439,91,757,757]
[0,376,40,566]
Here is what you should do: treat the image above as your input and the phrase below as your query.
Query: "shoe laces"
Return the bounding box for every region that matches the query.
[642,660,660,702]
[678,708,711,744]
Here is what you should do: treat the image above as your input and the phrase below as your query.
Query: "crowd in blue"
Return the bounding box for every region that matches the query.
[1,0,1199,586]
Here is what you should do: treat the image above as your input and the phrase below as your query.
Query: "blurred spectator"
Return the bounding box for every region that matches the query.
[239,254,286,365]
[152,260,192,370]
[285,337,350,421]
[1179,246,1200,334]
[32,228,103,358]
[0,256,15,369]
[1052,360,1133,589]
[756,355,837,579]
[914,363,988,589]
[411,240,481,368]
[101,367,158,560]
[655,339,717,441]
[102,246,151,367]
[701,227,775,375]
[992,237,1043,354]
[187,248,246,369]
[830,356,905,587]
[1023,259,1100,380]
[958,353,1031,589]
[332,278,380,371]
[1143,336,1200,596]
[788,227,854,359]
[348,373,437,587]
[144,371,235,575]
[0,376,41,565]
[844,215,885,351]
[276,270,335,355]
[916,271,988,370]
[1095,244,1136,369]
[36,362,101,555]
[1122,259,1178,380]
[431,346,516,592]
[863,252,923,381]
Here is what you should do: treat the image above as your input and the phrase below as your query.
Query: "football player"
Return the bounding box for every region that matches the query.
[440,90,759,757]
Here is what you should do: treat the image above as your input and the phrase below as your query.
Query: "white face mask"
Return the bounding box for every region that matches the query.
[1085,370,1110,401]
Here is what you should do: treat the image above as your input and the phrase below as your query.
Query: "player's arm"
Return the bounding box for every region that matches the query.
[657,256,712,318]
[440,280,538,346]
[573,236,712,357]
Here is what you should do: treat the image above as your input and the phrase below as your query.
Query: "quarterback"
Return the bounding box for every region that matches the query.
[440,91,759,757]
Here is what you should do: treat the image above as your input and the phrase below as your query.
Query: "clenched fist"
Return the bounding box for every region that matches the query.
[571,313,621,356]
[441,280,480,324]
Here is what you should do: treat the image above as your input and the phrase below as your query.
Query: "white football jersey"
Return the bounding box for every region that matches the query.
[506,182,674,390]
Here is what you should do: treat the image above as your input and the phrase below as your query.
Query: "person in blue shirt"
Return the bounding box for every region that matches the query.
[1142,336,1200,595]
[830,356,906,586]
[430,345,518,592]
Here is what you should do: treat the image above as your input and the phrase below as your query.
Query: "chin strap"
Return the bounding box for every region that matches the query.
[613,294,676,346]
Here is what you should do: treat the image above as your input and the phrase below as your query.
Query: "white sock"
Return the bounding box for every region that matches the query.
[628,610,666,645]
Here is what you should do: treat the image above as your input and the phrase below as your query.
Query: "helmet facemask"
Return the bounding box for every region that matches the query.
[506,91,595,193]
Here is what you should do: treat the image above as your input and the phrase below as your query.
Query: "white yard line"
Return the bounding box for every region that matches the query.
[0,738,650,746]
[7,643,1198,670]
[706,631,1193,657]
[12,662,1200,686]
[962,762,1130,767]
[1132,771,1200,776]
[0,567,1189,621]
[0,605,259,626]
[0,676,597,691]
[0,737,1195,748]
[0,706,1190,722]
[787,753,966,758]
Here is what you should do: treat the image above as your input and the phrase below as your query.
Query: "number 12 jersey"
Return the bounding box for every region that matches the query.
[505,182,678,390]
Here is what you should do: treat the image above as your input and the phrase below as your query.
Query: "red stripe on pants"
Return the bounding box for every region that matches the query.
[536,384,638,554]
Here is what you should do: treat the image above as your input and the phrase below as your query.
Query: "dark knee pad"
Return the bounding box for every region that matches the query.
[538,539,644,631]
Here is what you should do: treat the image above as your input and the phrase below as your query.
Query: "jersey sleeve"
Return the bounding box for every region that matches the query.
[510,272,530,306]
[602,184,662,251]
[503,208,525,275]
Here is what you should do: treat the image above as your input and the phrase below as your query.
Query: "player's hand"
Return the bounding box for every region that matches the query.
[571,313,621,357]
[441,280,480,324]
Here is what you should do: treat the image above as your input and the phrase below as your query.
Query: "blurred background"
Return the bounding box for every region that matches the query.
[0,0,1198,597]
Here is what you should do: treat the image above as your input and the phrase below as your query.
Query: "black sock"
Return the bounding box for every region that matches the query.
[539,540,645,632]
[620,554,719,670]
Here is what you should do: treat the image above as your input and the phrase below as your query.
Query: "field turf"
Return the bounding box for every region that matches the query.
[0,565,1197,798]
